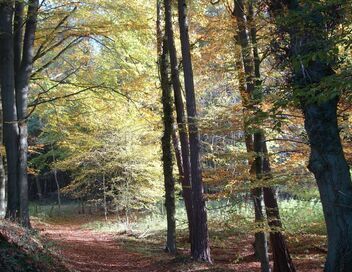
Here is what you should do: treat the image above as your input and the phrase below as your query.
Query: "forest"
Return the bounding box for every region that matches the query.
[0,0,351,271]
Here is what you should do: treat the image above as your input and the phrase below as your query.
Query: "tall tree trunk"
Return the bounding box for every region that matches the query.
[233,0,294,271]
[157,0,176,253]
[14,0,39,228]
[163,0,193,240]
[0,0,20,220]
[177,0,211,262]
[269,1,352,270]
[235,37,270,272]
[51,144,61,213]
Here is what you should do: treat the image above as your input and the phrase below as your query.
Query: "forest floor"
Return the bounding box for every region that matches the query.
[32,215,326,272]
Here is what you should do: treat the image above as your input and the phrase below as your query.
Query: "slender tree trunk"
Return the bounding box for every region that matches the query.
[53,169,61,212]
[44,177,47,196]
[163,0,193,239]
[35,175,42,201]
[157,0,176,253]
[235,39,270,272]
[51,144,61,213]
[233,0,294,270]
[252,187,270,272]
[102,173,108,221]
[177,0,211,262]
[0,0,20,220]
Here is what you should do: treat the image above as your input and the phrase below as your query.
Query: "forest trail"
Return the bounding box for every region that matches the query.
[35,219,167,272]
[32,218,324,272]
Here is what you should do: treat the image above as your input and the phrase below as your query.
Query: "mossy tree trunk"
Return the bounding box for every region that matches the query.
[157,0,176,253]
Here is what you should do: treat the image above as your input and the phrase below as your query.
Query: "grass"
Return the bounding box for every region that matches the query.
[28,197,327,271]
[79,198,326,246]
[280,199,325,235]
[30,201,79,220]
[31,198,325,238]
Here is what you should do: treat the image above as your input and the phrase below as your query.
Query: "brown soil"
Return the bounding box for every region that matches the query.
[34,218,325,272]
[35,219,169,272]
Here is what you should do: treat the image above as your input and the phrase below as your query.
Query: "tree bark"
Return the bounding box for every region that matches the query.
[0,155,6,217]
[269,1,352,270]
[304,99,352,272]
[172,122,185,184]
[235,36,270,272]
[163,0,193,240]
[52,154,61,214]
[233,0,294,271]
[0,0,20,220]
[177,0,211,262]
[158,0,176,254]
[254,133,296,272]
[14,0,39,228]
[14,1,24,74]
[252,187,270,272]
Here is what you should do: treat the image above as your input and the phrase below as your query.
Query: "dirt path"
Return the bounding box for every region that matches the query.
[36,220,167,272]
[33,218,324,272]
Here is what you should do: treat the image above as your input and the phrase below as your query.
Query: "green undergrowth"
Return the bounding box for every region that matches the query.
[82,198,325,237]
[31,198,326,239]
[81,198,326,256]
[29,200,82,220]
[31,197,326,266]
[0,220,68,272]
[28,198,327,271]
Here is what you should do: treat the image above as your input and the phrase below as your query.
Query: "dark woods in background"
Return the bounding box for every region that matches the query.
[28,171,70,202]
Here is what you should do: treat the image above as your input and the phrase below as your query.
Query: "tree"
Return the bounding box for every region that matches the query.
[157,0,176,254]
[0,0,20,221]
[269,0,352,271]
[178,0,211,263]
[233,0,295,271]
[0,0,39,227]
[15,0,39,228]
[234,35,271,272]
[163,0,193,240]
